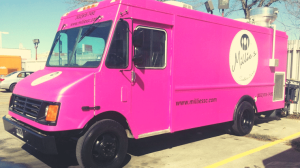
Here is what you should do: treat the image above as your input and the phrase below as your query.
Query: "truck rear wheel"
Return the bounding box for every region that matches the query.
[232,101,255,136]
[76,119,128,168]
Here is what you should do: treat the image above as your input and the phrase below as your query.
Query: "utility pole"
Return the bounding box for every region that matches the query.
[33,39,40,60]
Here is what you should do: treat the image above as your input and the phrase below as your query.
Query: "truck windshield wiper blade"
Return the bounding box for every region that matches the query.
[54,24,66,42]
[78,26,96,43]
[69,16,101,65]
[50,24,66,53]
[78,15,102,43]
[53,35,61,47]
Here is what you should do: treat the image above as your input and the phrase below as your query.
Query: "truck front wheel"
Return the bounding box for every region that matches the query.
[76,119,128,168]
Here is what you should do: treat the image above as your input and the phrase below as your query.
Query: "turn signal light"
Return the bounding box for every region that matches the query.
[45,105,59,122]
[62,12,70,17]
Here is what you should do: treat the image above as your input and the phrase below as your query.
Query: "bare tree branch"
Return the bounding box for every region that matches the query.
[264,0,279,6]
[257,0,265,7]
[248,0,260,8]
[224,0,242,17]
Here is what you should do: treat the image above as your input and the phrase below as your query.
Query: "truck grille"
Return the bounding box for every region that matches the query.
[11,95,42,120]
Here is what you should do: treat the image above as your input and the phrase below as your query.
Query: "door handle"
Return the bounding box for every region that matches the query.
[131,71,136,83]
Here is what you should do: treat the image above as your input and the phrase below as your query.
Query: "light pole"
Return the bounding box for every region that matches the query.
[0,31,9,49]
[218,0,229,17]
[33,39,40,60]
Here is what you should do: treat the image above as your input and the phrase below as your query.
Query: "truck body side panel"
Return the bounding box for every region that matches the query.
[10,67,95,131]
[171,14,287,132]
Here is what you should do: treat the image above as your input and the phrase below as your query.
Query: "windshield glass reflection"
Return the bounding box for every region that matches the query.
[46,21,112,68]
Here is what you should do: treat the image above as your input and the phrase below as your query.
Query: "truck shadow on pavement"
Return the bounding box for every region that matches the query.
[21,143,79,168]
[254,115,281,126]
[19,117,281,168]
[20,123,228,168]
[0,90,10,93]
[263,137,300,168]
[127,124,227,156]
[127,116,282,157]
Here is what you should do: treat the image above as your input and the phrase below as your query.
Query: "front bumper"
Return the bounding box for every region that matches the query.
[3,116,58,154]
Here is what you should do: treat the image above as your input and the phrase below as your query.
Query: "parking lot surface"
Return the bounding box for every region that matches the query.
[1,88,300,168]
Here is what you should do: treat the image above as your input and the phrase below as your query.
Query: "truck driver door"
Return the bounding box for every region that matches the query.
[131,22,171,138]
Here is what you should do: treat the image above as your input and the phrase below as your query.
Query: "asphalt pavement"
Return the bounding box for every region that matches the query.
[1,88,300,168]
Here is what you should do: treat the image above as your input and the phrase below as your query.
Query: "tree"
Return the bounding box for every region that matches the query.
[281,0,300,38]
[204,0,299,38]
[223,0,282,19]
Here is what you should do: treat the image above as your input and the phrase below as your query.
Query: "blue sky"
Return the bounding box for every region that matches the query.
[0,0,298,59]
[0,0,70,58]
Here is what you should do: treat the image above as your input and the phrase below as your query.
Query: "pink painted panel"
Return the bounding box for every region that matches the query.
[58,2,119,31]
[171,13,287,132]
[11,67,95,131]
[129,21,172,137]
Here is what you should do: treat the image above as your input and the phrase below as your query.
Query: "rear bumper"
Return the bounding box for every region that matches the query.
[0,82,9,89]
[0,82,7,89]
[3,116,58,154]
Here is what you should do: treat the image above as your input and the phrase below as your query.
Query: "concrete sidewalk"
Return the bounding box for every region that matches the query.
[215,117,300,168]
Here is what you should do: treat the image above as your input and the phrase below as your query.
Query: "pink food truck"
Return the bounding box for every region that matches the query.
[3,0,287,167]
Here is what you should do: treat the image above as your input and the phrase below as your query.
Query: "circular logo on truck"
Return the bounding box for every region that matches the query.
[229,30,258,85]
[31,71,62,86]
[240,34,250,50]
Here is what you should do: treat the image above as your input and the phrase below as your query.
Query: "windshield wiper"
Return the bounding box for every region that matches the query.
[54,24,66,43]
[50,24,66,52]
[68,28,83,66]
[68,16,102,65]
[78,15,102,43]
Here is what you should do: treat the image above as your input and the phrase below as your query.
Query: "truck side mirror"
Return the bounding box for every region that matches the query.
[133,29,144,48]
[132,54,144,66]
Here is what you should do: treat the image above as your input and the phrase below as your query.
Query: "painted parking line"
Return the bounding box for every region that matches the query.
[205,131,300,168]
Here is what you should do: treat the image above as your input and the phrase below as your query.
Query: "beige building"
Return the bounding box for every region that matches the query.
[37,51,50,60]
[0,48,31,60]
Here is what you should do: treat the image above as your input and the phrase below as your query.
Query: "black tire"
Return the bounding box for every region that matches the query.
[76,119,128,168]
[232,101,255,136]
[9,83,16,92]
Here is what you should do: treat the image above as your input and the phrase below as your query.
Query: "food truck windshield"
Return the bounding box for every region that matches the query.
[46,20,112,68]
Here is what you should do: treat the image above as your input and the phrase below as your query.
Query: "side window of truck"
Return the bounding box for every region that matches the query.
[134,27,166,68]
[105,21,129,69]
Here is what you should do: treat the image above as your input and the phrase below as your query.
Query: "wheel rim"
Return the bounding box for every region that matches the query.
[92,132,119,164]
[241,110,252,132]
